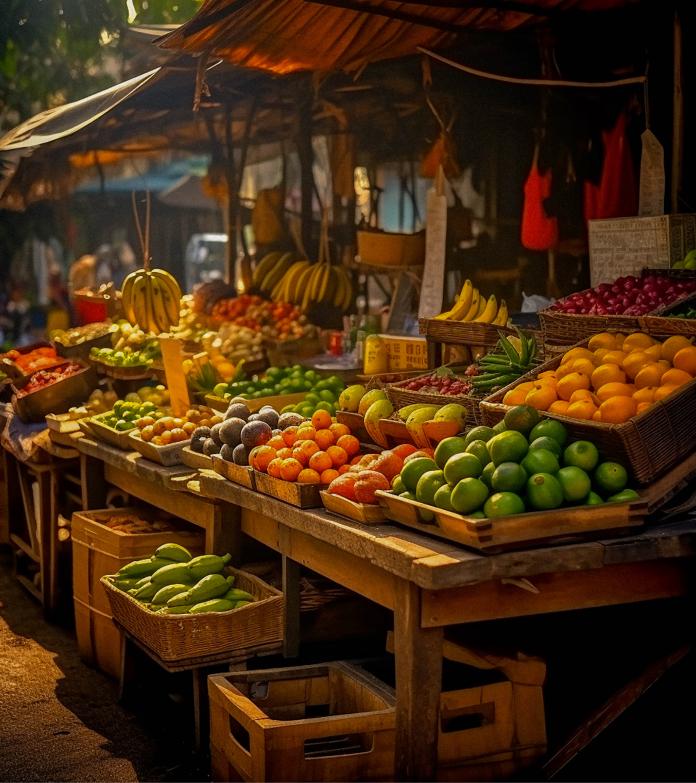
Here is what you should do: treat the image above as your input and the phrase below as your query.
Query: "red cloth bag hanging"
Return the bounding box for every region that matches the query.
[521,145,559,251]
[584,112,638,222]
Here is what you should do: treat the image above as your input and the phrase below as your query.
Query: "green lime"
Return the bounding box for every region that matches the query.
[213,383,228,398]
[503,404,540,434]
[594,462,628,494]
[305,393,320,405]
[416,470,447,505]
[465,440,490,467]
[492,419,508,434]
[433,484,456,511]
[557,466,591,503]
[418,507,435,523]
[443,453,483,485]
[526,473,564,510]
[529,436,562,458]
[480,461,496,489]
[434,436,468,469]
[469,511,487,519]
[400,491,416,500]
[401,457,439,492]
[529,419,568,446]
[521,448,559,476]
[315,401,334,413]
[563,440,599,471]
[391,475,406,494]
[585,491,604,505]
[464,426,496,446]
[491,462,528,493]
[483,492,525,518]
[607,488,640,503]
[115,420,132,432]
[451,478,489,514]
[488,430,529,466]
[318,390,336,403]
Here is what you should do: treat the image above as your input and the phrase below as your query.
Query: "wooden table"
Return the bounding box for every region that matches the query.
[73,436,240,557]
[195,470,696,781]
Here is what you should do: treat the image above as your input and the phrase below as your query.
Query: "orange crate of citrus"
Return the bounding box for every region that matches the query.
[479,331,696,484]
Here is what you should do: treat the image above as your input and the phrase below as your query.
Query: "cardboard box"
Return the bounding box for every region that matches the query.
[588,214,696,286]
[381,335,429,371]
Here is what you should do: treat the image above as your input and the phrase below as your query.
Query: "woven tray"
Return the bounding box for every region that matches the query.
[419,318,512,348]
[479,335,696,485]
[101,567,283,662]
[88,417,136,450]
[640,291,696,336]
[538,308,646,347]
[385,375,482,425]
[128,430,190,466]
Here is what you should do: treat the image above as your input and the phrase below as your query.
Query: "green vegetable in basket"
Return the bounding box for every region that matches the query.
[223,588,254,603]
[132,581,160,602]
[154,543,192,563]
[188,598,236,614]
[187,553,232,580]
[167,573,233,607]
[158,605,193,615]
[232,600,252,609]
[117,556,173,579]
[151,583,194,605]
[151,562,194,586]
[111,577,140,592]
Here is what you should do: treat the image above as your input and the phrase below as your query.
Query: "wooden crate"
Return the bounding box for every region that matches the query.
[375,491,646,553]
[209,662,396,782]
[386,633,547,781]
[254,471,324,508]
[88,417,135,450]
[212,454,256,489]
[320,491,385,525]
[181,446,213,471]
[128,430,190,466]
[71,507,203,677]
[102,567,283,663]
[419,318,511,348]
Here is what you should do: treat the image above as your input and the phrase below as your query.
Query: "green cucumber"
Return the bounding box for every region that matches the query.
[187,553,232,580]
[151,583,194,605]
[188,598,236,614]
[154,543,192,563]
[151,562,194,586]
[117,556,173,579]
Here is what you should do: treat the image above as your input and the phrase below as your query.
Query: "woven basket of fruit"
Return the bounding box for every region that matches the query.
[640,291,696,336]
[386,368,481,422]
[540,273,696,346]
[479,332,696,484]
[53,323,115,360]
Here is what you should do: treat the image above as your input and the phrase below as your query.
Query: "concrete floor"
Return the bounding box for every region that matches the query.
[0,549,206,782]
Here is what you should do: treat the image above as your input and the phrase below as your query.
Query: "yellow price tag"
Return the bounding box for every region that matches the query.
[158,337,191,417]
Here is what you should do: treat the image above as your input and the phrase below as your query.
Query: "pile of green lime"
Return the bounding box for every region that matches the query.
[390,404,640,520]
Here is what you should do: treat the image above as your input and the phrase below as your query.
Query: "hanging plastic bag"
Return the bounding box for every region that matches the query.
[521,144,558,251]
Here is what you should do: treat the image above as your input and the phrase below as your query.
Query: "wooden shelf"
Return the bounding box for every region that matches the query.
[10,533,40,562]
[16,573,42,603]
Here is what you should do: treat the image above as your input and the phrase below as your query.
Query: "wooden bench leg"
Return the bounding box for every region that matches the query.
[282,555,301,658]
[118,633,136,704]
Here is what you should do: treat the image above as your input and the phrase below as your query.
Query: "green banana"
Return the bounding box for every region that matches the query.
[154,543,192,563]
[132,581,159,602]
[151,562,195,586]
[151,583,193,605]
[188,598,236,614]
[187,553,232,580]
[117,556,173,579]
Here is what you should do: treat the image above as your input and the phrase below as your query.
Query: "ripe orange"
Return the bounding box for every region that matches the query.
[311,410,332,430]
[503,387,528,405]
[622,332,656,352]
[660,368,692,388]
[634,363,667,389]
[598,396,636,423]
[538,370,557,379]
[297,439,320,459]
[591,363,626,390]
[276,447,293,460]
[535,375,558,390]
[290,446,309,466]
[557,371,591,401]
[548,400,570,416]
[320,468,340,484]
[601,350,627,366]
[569,389,600,405]
[314,428,335,450]
[326,444,348,467]
[588,332,618,351]
[267,457,284,478]
[593,348,610,362]
[562,347,595,364]
[267,435,286,451]
[336,434,360,457]
[595,382,636,402]
[643,344,662,361]
[570,358,597,376]
[636,401,652,415]
[566,399,598,420]
[555,362,575,380]
[282,426,299,447]
[309,450,333,473]
[633,386,656,404]
[250,445,277,472]
[660,335,693,362]
[296,425,316,441]
[592,409,603,421]
[525,383,557,410]
[297,468,322,484]
[654,385,678,402]
[673,346,696,375]
[622,351,649,380]
[279,457,304,481]
[329,422,351,439]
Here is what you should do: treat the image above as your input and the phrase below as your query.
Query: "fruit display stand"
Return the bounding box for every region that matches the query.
[209,662,396,782]
[206,391,306,414]
[253,469,325,508]
[479,339,696,485]
[86,417,135,450]
[375,490,647,553]
[127,429,191,466]
[264,334,324,367]
[181,445,214,471]
[71,507,203,678]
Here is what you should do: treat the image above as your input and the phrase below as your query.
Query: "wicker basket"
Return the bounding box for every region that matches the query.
[538,308,645,347]
[419,318,511,348]
[101,567,283,662]
[479,336,696,485]
[640,291,696,336]
[385,375,481,425]
[357,228,425,267]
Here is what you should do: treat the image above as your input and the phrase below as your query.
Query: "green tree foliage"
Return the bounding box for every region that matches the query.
[0,0,201,131]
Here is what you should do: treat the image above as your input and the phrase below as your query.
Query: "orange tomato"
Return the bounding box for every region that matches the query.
[556,372,591,401]
[598,396,636,423]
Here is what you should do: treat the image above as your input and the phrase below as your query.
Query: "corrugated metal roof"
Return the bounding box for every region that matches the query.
[160,0,638,74]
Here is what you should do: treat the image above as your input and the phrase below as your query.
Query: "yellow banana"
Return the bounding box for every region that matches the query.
[447,279,475,320]
[493,299,508,326]
[252,251,282,288]
[150,269,181,326]
[148,278,169,334]
[120,271,138,323]
[461,288,481,321]
[293,265,314,305]
[283,261,306,303]
[474,294,498,323]
[131,276,151,333]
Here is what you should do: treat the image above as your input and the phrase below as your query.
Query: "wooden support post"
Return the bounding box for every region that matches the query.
[224,104,237,285]
[282,555,301,658]
[80,454,108,510]
[297,81,314,258]
[671,8,683,212]
[393,580,443,781]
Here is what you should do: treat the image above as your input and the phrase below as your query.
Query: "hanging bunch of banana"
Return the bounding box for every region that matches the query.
[252,251,299,297]
[434,279,508,326]
[120,193,183,335]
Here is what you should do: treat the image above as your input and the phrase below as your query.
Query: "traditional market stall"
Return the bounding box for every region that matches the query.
[1,1,696,782]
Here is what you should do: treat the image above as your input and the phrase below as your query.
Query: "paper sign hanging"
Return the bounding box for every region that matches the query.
[418,166,448,319]
[158,337,191,417]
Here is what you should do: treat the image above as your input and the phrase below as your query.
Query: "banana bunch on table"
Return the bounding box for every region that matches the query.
[434,279,508,325]
[121,268,182,335]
